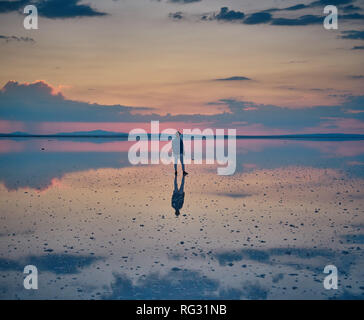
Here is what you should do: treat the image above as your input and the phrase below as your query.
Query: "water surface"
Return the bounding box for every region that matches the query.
[0,138,363,299]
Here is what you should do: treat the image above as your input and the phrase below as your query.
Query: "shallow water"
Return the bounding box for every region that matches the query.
[0,138,363,299]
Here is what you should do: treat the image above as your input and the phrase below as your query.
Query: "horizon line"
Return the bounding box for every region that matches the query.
[1,132,364,141]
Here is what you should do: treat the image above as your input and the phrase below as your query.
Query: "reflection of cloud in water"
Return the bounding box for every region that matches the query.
[329,291,364,300]
[215,248,334,266]
[103,269,268,300]
[0,138,363,299]
[341,234,364,244]
[0,152,129,190]
[0,254,101,274]
[214,192,252,199]
[0,139,364,190]
[214,246,362,278]
[236,141,364,176]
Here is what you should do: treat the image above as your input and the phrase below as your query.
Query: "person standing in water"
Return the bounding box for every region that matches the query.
[172,130,188,176]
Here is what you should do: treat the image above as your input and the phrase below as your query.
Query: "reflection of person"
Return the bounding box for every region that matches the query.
[171,174,185,217]
[172,130,188,176]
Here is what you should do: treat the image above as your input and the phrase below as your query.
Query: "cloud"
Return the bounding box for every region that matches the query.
[264,3,310,13]
[0,35,35,43]
[206,97,364,130]
[213,7,245,22]
[174,1,363,27]
[1,80,364,134]
[249,12,361,26]
[278,4,309,11]
[342,4,362,12]
[352,45,364,49]
[312,0,355,6]
[37,0,107,18]
[348,75,364,79]
[0,80,153,122]
[341,13,364,20]
[0,0,25,13]
[0,0,107,18]
[168,11,184,20]
[214,76,251,81]
[341,30,364,39]
[271,14,322,26]
[244,12,272,25]
[271,12,363,26]
[266,0,357,12]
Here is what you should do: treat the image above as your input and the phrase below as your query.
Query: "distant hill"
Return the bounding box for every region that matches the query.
[235,133,364,140]
[0,130,128,137]
[54,130,129,137]
[0,131,31,136]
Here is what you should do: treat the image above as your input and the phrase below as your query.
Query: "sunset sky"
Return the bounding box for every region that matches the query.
[0,0,363,134]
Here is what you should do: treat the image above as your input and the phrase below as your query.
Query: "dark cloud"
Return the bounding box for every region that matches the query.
[175,1,363,27]
[312,0,354,5]
[341,13,364,20]
[0,80,153,122]
[37,0,107,19]
[168,11,184,20]
[280,4,308,11]
[271,14,322,26]
[251,12,362,26]
[244,12,272,25]
[214,7,245,22]
[245,0,357,15]
[0,0,25,13]
[348,75,364,79]
[0,0,107,18]
[342,4,362,12]
[0,35,35,43]
[341,30,364,39]
[264,3,309,13]
[352,45,364,49]
[215,76,251,81]
[207,97,364,130]
[258,0,358,14]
